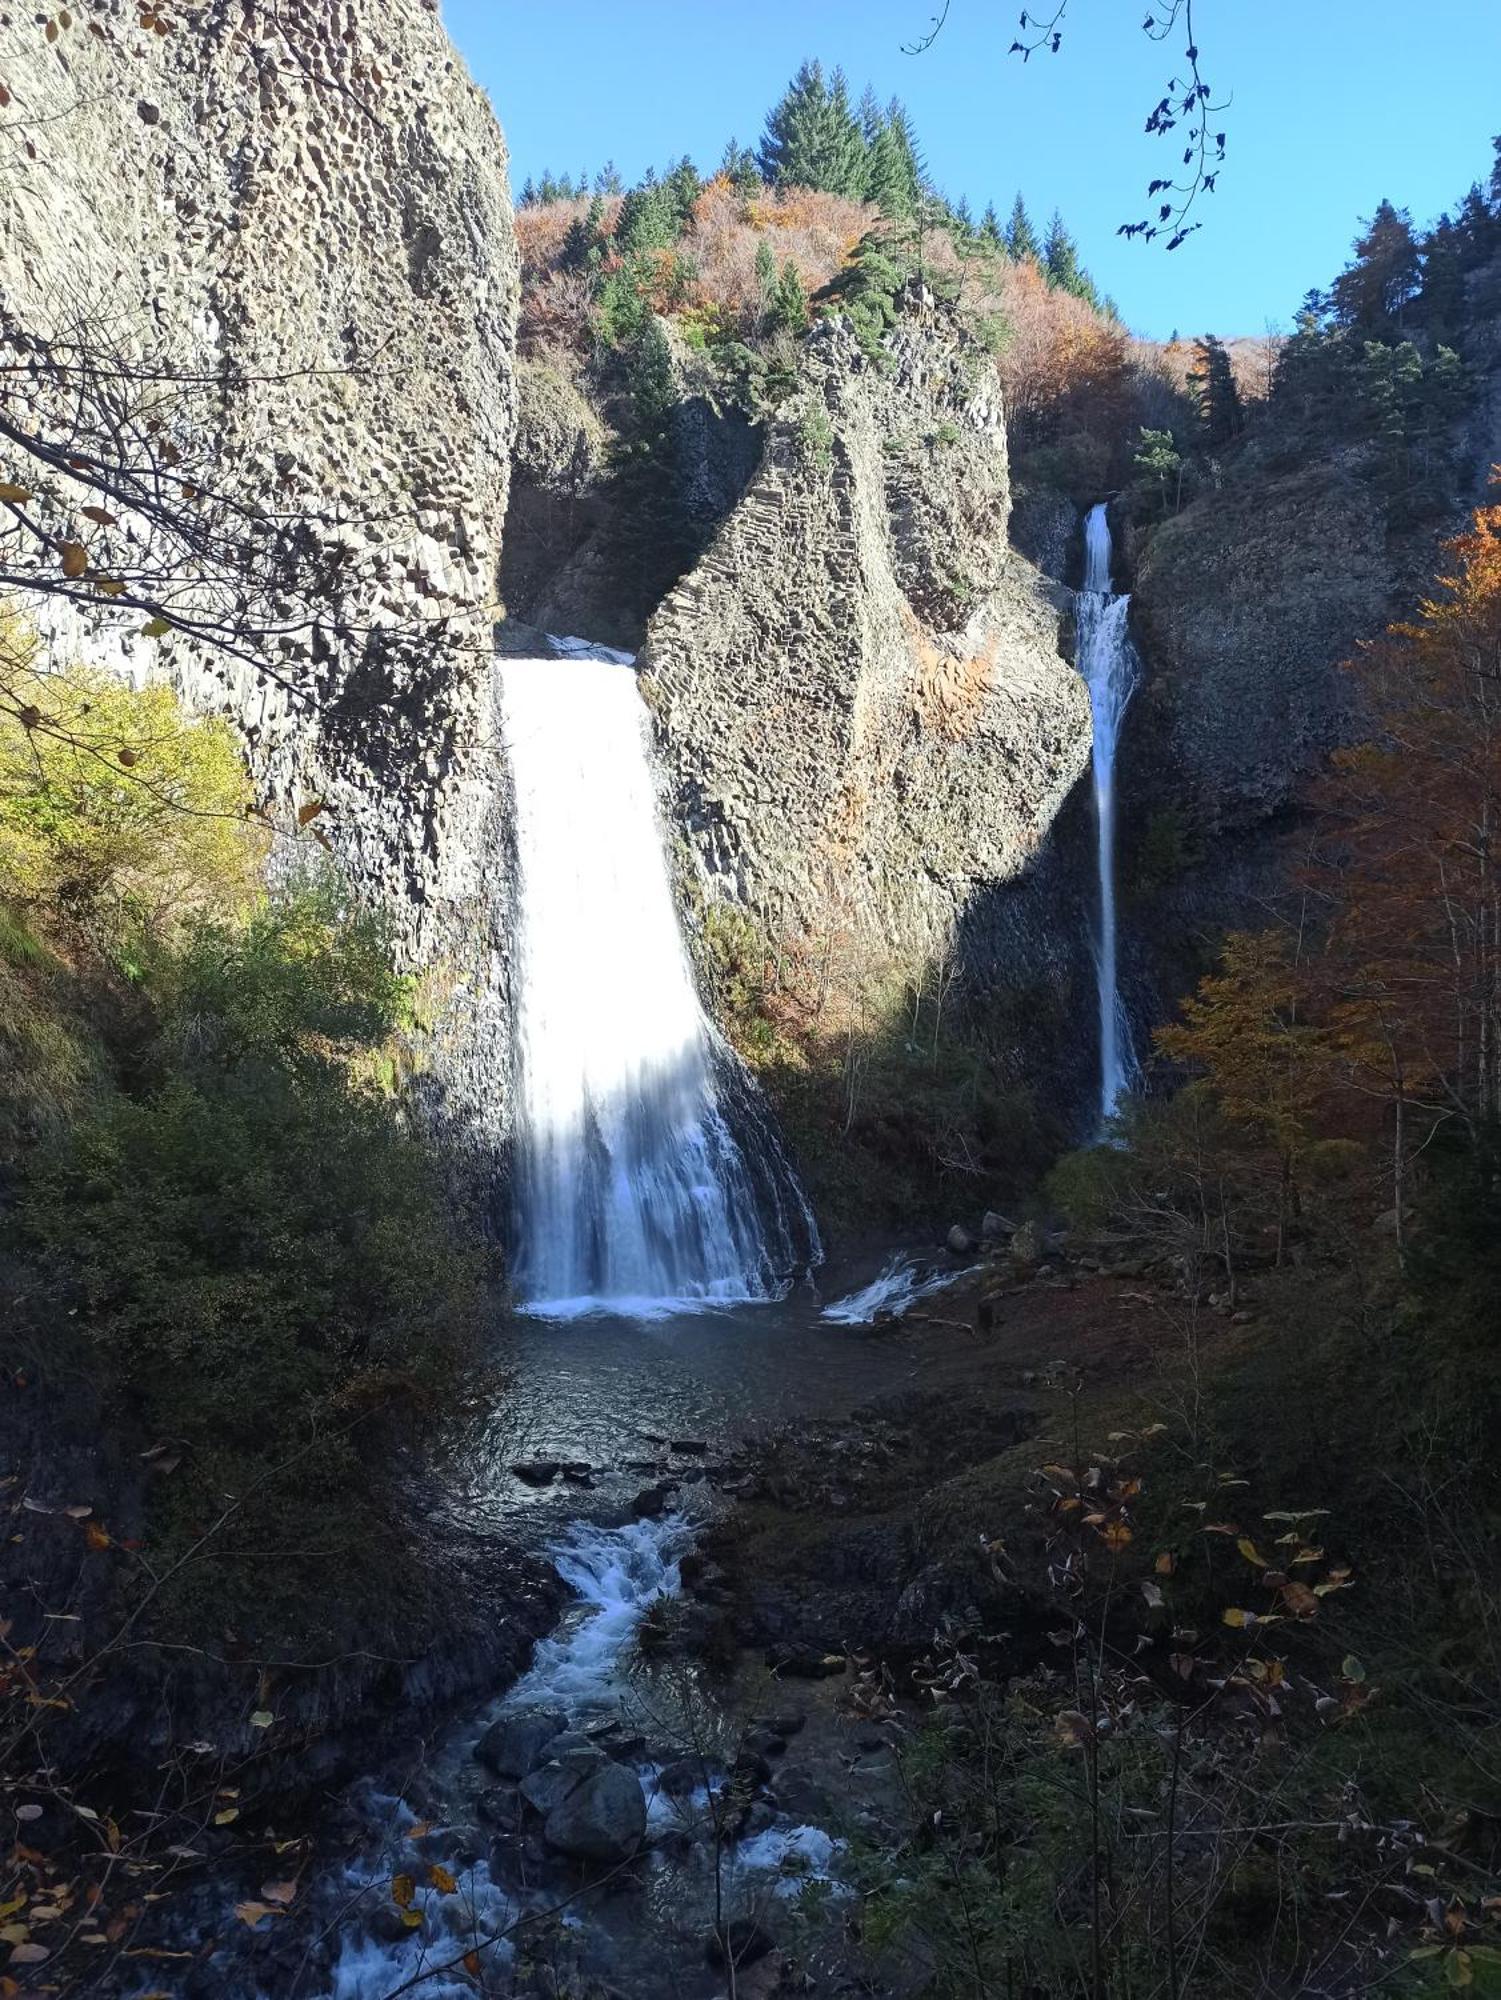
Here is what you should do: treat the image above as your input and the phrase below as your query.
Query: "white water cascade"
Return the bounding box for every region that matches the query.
[1077,504,1139,1125]
[501,647,816,1317]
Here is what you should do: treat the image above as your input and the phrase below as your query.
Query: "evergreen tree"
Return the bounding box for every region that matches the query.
[758,60,867,196]
[595,161,624,195]
[1043,210,1083,291]
[615,171,678,256]
[1186,335,1244,447]
[718,138,760,192]
[814,229,910,356]
[663,155,701,230]
[863,99,922,218]
[770,260,810,335]
[857,85,884,147]
[1418,214,1466,341]
[1330,200,1421,335]
[560,196,605,274]
[980,202,1004,250]
[1004,193,1040,263]
[754,237,778,311]
[519,176,537,208]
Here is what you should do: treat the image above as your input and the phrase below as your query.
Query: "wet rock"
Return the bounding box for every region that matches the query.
[706,1918,774,1970]
[520,1747,605,1815]
[981,1209,1015,1243]
[510,1460,560,1487]
[475,1706,566,1779]
[732,1747,774,1789]
[560,1461,593,1485]
[631,1482,676,1519]
[947,1223,976,1254]
[743,1724,787,1759]
[476,1787,524,1832]
[771,1764,834,1823]
[542,1762,646,1862]
[761,1709,806,1738]
[670,1437,709,1456]
[415,1822,485,1869]
[656,1755,706,1797]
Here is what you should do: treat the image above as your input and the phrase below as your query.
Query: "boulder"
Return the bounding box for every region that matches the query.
[475,1707,566,1779]
[981,1210,1015,1243]
[542,1762,647,1863]
[946,1223,976,1255]
[1009,1219,1044,1272]
[656,1755,705,1799]
[520,1747,606,1816]
[706,1919,775,1969]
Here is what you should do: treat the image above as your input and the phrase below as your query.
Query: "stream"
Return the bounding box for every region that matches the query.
[184,1253,967,2000]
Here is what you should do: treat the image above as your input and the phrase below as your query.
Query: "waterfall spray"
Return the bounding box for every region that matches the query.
[1077,504,1139,1126]
[501,647,816,1317]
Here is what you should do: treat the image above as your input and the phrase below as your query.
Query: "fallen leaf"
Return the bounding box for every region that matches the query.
[259,1881,297,1906]
[427,1863,456,1896]
[232,1902,279,1928]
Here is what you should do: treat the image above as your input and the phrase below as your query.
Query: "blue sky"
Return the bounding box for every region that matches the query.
[441,1,1501,340]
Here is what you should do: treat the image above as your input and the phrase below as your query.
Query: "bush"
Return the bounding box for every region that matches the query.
[0,645,262,941]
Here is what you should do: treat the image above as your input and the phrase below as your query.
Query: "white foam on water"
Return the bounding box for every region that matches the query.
[820,1254,970,1325]
[501,648,817,1317]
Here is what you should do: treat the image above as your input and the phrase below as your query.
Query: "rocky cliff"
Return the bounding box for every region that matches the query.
[640,297,1095,1074]
[0,0,520,1190]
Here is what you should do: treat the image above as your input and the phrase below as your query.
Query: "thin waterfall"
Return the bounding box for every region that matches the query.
[1077,504,1139,1125]
[500,646,817,1318]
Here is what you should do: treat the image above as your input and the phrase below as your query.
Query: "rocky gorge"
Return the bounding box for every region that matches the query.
[4,5,1501,1998]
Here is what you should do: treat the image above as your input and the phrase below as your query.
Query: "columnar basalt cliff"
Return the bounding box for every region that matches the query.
[639,298,1095,1063]
[0,0,520,1183]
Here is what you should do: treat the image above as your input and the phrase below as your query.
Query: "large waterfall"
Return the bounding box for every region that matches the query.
[1077,504,1139,1125]
[500,647,816,1317]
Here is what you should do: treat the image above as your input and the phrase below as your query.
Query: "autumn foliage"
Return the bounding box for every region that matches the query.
[1158,500,1501,1254]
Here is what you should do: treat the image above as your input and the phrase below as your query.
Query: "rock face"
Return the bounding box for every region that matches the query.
[0,0,519,1192]
[640,296,1093,1014]
[1129,462,1391,832]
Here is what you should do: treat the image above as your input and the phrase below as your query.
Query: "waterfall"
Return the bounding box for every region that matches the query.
[500,646,817,1317]
[1077,504,1139,1125]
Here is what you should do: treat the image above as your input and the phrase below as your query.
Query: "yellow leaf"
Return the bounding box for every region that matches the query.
[85,1521,111,1551]
[233,1902,279,1928]
[1222,1607,1254,1628]
[401,1909,423,1930]
[1237,1537,1273,1568]
[213,1807,238,1826]
[1099,1521,1133,1552]
[391,1873,415,1911]
[427,1864,456,1896]
[1154,1551,1177,1575]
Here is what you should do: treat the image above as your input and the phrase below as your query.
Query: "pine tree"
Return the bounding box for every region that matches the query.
[615,171,678,256]
[1186,335,1244,448]
[560,196,605,273]
[519,177,537,208]
[980,202,1004,250]
[663,155,701,230]
[770,260,810,335]
[1004,193,1040,263]
[857,85,884,147]
[595,161,624,195]
[1418,214,1466,341]
[758,60,867,196]
[1330,200,1421,335]
[718,138,760,192]
[754,237,777,311]
[1043,210,1083,291]
[863,100,922,218]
